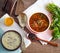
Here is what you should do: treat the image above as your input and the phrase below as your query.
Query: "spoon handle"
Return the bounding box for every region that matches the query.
[20,38,26,53]
[24,27,31,33]
[36,38,58,47]
[24,27,58,47]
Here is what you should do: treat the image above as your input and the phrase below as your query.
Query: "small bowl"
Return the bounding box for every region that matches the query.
[4,17,14,26]
[1,30,22,51]
[28,12,50,34]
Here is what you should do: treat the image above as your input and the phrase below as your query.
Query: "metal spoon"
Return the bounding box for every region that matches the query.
[17,13,58,47]
[17,13,27,28]
[17,13,27,53]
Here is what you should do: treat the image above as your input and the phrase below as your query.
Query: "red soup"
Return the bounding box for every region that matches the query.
[29,13,49,32]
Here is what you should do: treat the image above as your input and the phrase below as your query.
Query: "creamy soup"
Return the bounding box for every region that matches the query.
[2,31,21,50]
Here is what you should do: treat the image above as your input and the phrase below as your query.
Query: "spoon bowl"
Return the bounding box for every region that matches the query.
[17,13,27,28]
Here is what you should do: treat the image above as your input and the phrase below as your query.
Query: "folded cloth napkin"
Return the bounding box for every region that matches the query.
[3,0,37,16]
[15,0,37,15]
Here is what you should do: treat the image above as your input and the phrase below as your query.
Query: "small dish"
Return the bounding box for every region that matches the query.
[4,17,14,26]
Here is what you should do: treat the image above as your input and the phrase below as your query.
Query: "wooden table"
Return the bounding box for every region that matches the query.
[23,40,60,53]
[0,0,60,53]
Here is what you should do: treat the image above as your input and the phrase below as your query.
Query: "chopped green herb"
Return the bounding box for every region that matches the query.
[46,3,60,39]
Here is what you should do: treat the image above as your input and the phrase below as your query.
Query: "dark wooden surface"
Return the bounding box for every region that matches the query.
[0,0,60,53]
[23,40,60,53]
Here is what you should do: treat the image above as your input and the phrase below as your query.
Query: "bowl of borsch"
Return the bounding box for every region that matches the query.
[28,13,50,33]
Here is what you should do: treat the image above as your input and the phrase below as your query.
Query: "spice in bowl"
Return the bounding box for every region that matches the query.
[29,13,49,33]
[4,17,14,26]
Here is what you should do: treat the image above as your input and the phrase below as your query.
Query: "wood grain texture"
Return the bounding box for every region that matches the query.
[15,0,37,15]
[0,0,60,53]
[23,40,60,53]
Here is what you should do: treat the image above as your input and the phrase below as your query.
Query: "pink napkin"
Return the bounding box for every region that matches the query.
[35,9,53,45]
[23,0,60,45]
[36,29,52,45]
